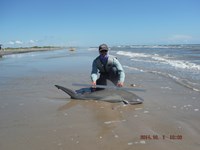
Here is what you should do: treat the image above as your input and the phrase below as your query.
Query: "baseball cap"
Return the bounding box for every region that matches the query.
[99,44,109,51]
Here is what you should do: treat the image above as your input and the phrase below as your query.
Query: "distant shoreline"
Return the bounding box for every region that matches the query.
[0,47,65,57]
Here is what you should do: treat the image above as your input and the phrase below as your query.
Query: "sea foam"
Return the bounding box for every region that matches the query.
[117,51,200,71]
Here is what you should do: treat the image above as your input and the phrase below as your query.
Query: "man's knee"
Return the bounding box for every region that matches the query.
[109,66,119,78]
[97,76,107,85]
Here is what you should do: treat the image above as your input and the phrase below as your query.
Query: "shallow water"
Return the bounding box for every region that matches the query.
[0,49,93,83]
[110,44,200,92]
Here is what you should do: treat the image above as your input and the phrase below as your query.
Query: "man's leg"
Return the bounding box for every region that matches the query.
[94,74,107,91]
[109,66,119,86]
[96,75,107,85]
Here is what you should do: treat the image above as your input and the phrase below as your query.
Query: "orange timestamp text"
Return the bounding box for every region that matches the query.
[140,134,183,140]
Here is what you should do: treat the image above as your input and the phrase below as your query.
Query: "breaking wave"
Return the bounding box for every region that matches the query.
[117,51,200,71]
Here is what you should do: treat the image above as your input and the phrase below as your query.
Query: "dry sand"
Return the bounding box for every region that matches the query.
[0,50,200,150]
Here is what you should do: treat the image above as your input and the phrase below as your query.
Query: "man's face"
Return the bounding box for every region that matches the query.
[100,50,108,56]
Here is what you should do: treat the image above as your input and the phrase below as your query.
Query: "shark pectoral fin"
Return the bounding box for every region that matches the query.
[122,100,129,105]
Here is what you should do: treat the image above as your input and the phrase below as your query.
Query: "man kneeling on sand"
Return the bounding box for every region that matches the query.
[91,44,125,88]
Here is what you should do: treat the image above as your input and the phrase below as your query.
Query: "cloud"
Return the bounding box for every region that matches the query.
[15,40,23,44]
[167,34,192,43]
[8,41,15,45]
[29,40,35,43]
[8,40,23,45]
[29,40,38,44]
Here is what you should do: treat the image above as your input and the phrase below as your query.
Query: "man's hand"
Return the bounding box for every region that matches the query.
[91,81,96,87]
[117,82,124,87]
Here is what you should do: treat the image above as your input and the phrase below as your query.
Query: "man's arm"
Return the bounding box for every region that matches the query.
[114,58,125,86]
[91,60,98,84]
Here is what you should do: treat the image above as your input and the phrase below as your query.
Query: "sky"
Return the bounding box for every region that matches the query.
[1,0,200,47]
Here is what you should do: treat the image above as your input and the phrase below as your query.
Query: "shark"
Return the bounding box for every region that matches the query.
[55,85,144,105]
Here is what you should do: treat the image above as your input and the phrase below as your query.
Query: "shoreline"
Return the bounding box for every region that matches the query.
[0,47,65,57]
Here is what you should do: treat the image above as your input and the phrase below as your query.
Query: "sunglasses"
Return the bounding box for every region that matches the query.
[100,50,108,53]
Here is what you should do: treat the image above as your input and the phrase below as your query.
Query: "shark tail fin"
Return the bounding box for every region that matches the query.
[55,85,77,99]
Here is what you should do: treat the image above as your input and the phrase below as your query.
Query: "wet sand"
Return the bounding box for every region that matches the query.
[0,50,200,150]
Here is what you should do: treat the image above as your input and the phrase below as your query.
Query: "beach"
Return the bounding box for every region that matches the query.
[0,47,200,150]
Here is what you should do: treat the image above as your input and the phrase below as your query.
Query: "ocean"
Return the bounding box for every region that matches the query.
[109,44,200,92]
